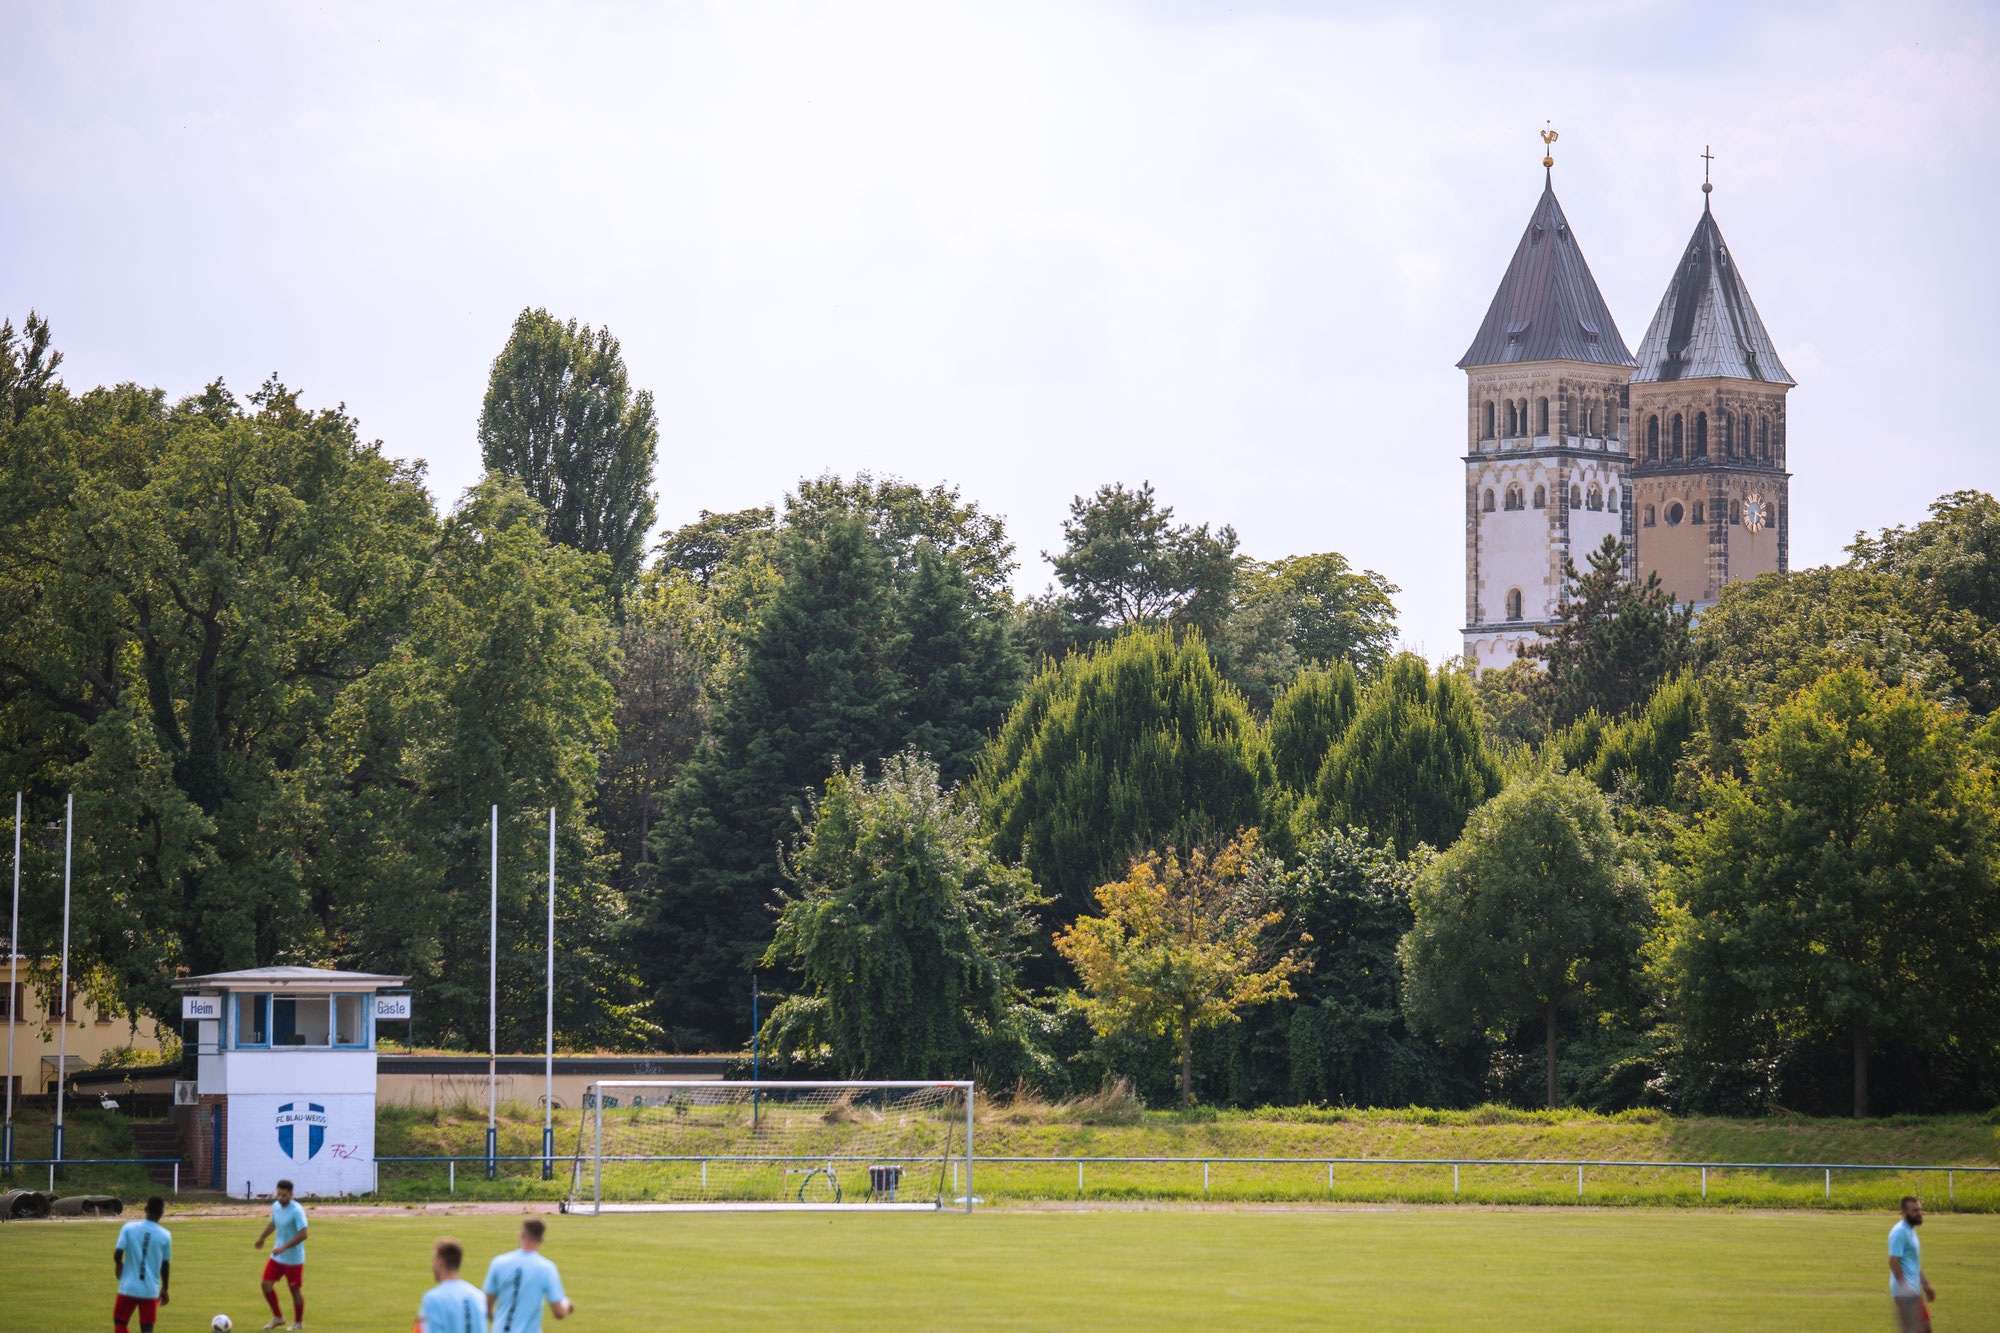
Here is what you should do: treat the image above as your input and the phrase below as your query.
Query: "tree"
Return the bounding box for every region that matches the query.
[1054,833,1308,1107]
[478,308,659,597]
[0,310,62,427]
[1850,489,2000,625]
[639,513,909,1046]
[1043,482,1238,644]
[0,376,436,1023]
[975,628,1274,929]
[1401,771,1648,1108]
[597,581,709,897]
[1221,553,1400,704]
[1669,666,2000,1117]
[898,544,1024,788]
[1308,654,1501,856]
[654,506,775,586]
[1531,535,1693,728]
[760,752,1046,1079]
[1695,564,2000,721]
[1266,828,1463,1107]
[1547,672,1703,807]
[787,472,1016,608]
[1468,657,1550,750]
[314,477,641,1049]
[1266,664,1360,794]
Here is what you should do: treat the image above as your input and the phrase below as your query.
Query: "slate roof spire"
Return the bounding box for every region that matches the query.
[1631,202,1792,385]
[1457,180,1635,369]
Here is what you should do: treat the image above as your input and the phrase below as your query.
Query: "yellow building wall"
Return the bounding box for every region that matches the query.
[3,955,170,1095]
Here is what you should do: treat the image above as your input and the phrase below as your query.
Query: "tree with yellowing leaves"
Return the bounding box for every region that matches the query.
[1054,833,1309,1108]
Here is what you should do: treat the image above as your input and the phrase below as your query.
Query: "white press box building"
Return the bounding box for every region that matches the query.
[171,967,411,1198]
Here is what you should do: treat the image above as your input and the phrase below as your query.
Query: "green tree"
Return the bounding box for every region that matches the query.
[478,308,659,597]
[1266,664,1360,794]
[597,584,709,897]
[1547,672,1703,807]
[1308,654,1501,856]
[899,544,1024,788]
[1668,666,2000,1117]
[1401,771,1648,1108]
[0,310,62,426]
[314,477,640,1049]
[1041,482,1239,648]
[639,513,909,1047]
[760,751,1046,1079]
[1850,489,2000,625]
[976,628,1274,928]
[1054,833,1308,1107]
[1532,535,1692,728]
[654,506,775,586]
[1220,553,1400,704]
[0,376,436,1023]
[1469,657,1550,749]
[1266,828,1462,1107]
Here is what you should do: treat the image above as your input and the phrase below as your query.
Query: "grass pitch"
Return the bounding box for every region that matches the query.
[4,1207,1998,1330]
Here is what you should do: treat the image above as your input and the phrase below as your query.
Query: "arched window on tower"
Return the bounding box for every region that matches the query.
[1671,414,1684,459]
[1484,401,1495,439]
[1533,484,1547,509]
[1586,484,1603,511]
[1720,412,1733,457]
[1647,416,1660,460]
[1483,488,1496,512]
[1609,488,1620,512]
[1570,484,1582,509]
[1504,483,1524,511]
[1537,397,1549,436]
[1694,412,1708,458]
[1758,417,1770,458]
[1505,402,1518,437]
[1731,499,1742,525]
[1645,504,1657,527]
[1505,588,1523,621]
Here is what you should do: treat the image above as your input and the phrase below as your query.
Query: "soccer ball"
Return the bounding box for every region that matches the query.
[211,1317,233,1332]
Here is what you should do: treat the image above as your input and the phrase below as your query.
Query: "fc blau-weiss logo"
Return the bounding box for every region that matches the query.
[276,1102,328,1161]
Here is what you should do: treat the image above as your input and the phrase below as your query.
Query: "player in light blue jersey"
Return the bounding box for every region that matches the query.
[482,1218,575,1332]
[254,1178,311,1329]
[416,1237,489,1333]
[112,1196,173,1333]
[1889,1195,1937,1333]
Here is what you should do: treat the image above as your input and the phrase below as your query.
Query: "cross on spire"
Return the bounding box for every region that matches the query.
[1701,145,1715,207]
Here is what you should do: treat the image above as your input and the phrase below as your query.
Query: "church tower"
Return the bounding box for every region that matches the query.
[1459,157,1636,673]
[1626,169,1792,605]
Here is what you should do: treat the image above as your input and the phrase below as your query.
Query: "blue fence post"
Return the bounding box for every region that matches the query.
[542,1127,554,1181]
[486,1126,498,1181]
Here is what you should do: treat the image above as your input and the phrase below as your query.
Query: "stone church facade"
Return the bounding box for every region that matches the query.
[1461,170,1792,674]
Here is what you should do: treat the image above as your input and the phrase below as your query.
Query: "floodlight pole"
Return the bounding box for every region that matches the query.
[487,803,498,1181]
[543,805,555,1181]
[3,791,19,1179]
[751,974,759,1132]
[53,793,72,1183]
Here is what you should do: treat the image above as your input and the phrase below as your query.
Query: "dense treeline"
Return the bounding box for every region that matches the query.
[4,310,1998,1119]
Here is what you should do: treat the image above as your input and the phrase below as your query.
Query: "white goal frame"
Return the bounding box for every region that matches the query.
[567,1079,975,1215]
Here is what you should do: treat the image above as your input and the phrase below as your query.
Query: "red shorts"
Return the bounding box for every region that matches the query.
[113,1294,159,1326]
[262,1258,305,1287]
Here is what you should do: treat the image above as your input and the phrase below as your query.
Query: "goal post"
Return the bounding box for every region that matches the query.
[563,1080,974,1214]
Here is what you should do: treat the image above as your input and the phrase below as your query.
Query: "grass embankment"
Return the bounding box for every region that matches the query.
[369,1098,2000,1212]
[5,1210,2000,1331]
[1,1106,161,1197]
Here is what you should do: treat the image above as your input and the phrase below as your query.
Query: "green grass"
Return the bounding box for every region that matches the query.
[3,1208,1998,1330]
[361,1101,2000,1211]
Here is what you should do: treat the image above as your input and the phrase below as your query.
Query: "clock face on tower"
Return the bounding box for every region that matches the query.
[1744,494,1767,533]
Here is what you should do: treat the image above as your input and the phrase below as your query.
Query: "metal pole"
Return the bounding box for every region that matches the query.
[1453,1163,1459,1197]
[1949,1170,1953,1205]
[1577,1164,1583,1200]
[1701,1166,1707,1200]
[1825,1168,1830,1200]
[53,793,72,1174]
[3,791,19,1179]
[751,975,759,1133]
[172,1161,178,1195]
[487,804,497,1181]
[964,1084,973,1215]
[449,1158,455,1194]
[544,806,555,1181]
[1203,1161,1209,1192]
[593,1083,604,1215]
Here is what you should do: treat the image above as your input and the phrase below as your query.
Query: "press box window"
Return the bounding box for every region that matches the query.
[334,994,366,1047]
[273,995,332,1046]
[235,992,270,1047]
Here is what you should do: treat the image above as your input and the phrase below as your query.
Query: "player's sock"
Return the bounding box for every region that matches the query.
[114,1321,130,1333]
[265,1287,284,1317]
[292,1291,305,1323]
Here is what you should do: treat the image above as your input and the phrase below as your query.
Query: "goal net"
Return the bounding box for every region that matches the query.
[563,1080,974,1213]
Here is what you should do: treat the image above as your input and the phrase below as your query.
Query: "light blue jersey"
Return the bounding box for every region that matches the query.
[1889,1218,1923,1297]
[270,1198,308,1264]
[483,1248,567,1333]
[115,1218,172,1299]
[419,1276,488,1333]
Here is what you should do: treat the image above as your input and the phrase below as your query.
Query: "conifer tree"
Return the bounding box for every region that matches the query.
[1532,535,1693,728]
[1308,654,1500,856]
[639,514,908,1046]
[1266,663,1360,793]
[898,544,1024,788]
[976,628,1273,928]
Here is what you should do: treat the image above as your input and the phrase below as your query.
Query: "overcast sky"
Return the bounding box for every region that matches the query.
[5,1,1996,656]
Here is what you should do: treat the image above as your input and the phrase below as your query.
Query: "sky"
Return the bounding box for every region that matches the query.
[4,0,1997,657]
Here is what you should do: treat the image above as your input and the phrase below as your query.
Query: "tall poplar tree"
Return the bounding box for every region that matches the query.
[478,308,659,598]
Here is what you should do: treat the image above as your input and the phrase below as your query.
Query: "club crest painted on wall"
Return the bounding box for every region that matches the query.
[276,1102,328,1161]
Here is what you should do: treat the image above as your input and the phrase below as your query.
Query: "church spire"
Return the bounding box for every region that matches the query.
[1457,170,1635,370]
[1631,199,1793,385]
